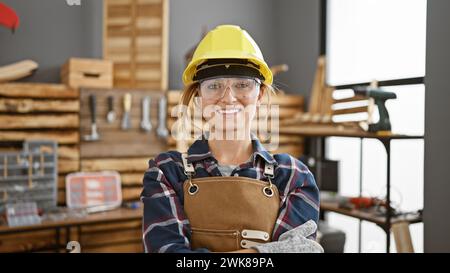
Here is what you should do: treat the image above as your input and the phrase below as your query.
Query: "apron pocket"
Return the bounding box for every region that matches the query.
[191,227,240,252]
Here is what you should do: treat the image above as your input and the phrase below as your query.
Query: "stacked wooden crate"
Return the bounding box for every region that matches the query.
[0,83,80,206]
[61,58,113,89]
[103,0,168,90]
[166,90,305,158]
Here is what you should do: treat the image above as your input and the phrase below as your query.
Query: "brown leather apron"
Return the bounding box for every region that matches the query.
[182,154,280,252]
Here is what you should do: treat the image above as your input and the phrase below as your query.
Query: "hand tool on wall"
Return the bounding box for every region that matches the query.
[121,93,132,130]
[84,94,100,141]
[353,86,397,133]
[156,96,169,138]
[106,95,116,123]
[140,96,152,132]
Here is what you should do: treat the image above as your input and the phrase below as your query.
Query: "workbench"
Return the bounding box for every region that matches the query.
[0,207,143,252]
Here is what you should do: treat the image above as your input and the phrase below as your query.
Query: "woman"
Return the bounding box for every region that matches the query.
[141,25,323,253]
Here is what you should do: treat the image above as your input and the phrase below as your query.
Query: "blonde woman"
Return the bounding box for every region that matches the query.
[141,25,323,253]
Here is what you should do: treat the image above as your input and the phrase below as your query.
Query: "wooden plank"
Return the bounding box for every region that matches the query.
[0,60,39,83]
[81,228,141,246]
[81,158,148,172]
[58,159,80,173]
[0,83,78,99]
[81,220,141,233]
[136,17,162,30]
[58,175,66,190]
[0,131,79,144]
[0,98,79,113]
[0,114,79,129]
[279,123,368,138]
[121,173,144,186]
[309,56,326,113]
[122,187,143,201]
[82,242,143,253]
[80,136,165,158]
[320,86,335,116]
[271,144,304,158]
[0,230,56,253]
[333,95,367,104]
[58,189,66,205]
[333,106,369,116]
[160,0,169,90]
[58,145,80,160]
[134,81,163,89]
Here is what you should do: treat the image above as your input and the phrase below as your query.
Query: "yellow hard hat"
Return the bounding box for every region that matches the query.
[182,25,273,86]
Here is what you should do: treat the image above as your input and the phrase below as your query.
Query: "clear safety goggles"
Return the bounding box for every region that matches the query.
[199,77,261,100]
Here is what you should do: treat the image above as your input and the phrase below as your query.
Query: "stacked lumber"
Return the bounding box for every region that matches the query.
[77,88,168,204]
[281,55,370,130]
[0,83,80,206]
[103,0,169,90]
[166,90,305,158]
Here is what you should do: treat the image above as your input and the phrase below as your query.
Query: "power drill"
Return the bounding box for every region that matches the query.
[353,86,397,133]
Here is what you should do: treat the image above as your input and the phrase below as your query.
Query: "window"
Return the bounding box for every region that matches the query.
[324,0,426,252]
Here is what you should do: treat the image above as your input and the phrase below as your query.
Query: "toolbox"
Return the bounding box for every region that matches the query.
[61,58,113,89]
[65,171,122,209]
[0,140,58,214]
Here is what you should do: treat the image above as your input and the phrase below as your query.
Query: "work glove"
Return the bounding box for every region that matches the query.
[252,220,324,253]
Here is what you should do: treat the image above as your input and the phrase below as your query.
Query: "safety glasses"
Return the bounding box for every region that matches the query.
[199,77,261,100]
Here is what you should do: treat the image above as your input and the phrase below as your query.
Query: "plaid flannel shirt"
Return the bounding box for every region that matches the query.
[141,137,320,253]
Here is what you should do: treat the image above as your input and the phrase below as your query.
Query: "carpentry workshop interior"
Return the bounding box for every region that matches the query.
[0,0,448,254]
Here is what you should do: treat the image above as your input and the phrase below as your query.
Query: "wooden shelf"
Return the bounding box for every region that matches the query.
[321,202,422,227]
[279,124,424,140]
[0,207,142,235]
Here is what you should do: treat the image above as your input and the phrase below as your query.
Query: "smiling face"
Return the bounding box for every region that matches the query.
[198,77,264,139]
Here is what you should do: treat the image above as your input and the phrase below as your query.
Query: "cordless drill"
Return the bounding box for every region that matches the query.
[353,86,397,133]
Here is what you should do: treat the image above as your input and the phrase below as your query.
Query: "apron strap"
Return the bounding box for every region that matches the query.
[263,163,274,178]
[263,162,275,198]
[181,153,195,177]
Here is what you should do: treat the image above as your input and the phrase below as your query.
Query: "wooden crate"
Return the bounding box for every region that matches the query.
[103,0,169,90]
[61,58,113,89]
[166,90,305,158]
[0,83,80,206]
[79,88,168,202]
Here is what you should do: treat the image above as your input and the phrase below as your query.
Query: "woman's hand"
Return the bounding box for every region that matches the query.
[251,220,324,253]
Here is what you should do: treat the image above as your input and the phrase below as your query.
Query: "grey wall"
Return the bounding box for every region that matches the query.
[0,0,103,83]
[424,0,450,253]
[273,0,320,97]
[0,0,319,96]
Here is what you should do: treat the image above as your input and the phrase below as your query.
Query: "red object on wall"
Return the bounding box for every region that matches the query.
[0,2,20,32]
